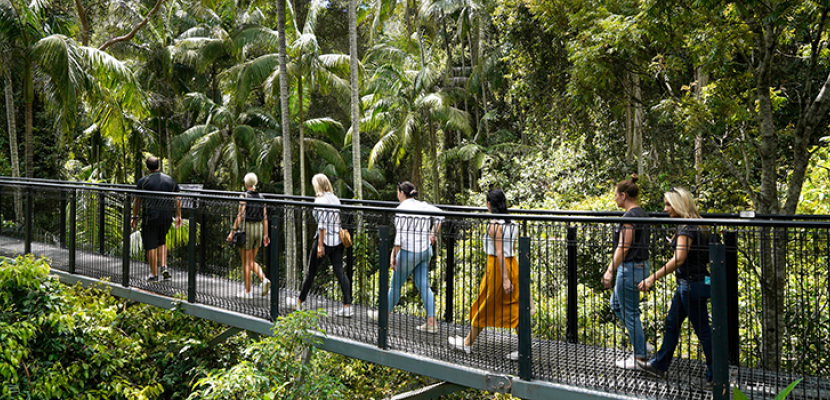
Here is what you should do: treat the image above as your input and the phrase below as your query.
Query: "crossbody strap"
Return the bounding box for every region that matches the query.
[239,192,247,232]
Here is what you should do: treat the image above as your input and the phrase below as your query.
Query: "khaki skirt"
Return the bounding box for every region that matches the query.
[240,220,264,249]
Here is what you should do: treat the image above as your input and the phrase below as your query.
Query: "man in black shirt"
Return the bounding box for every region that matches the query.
[131,157,182,281]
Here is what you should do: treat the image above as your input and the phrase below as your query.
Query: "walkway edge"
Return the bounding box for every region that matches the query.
[51,270,643,400]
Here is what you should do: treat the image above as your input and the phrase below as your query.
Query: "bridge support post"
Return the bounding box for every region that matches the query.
[69,190,76,274]
[98,191,106,254]
[518,236,532,381]
[199,208,207,273]
[723,231,740,365]
[25,187,32,254]
[444,221,455,323]
[188,206,197,303]
[378,225,390,350]
[269,213,281,320]
[122,194,130,287]
[391,382,465,400]
[710,241,729,400]
[566,226,578,344]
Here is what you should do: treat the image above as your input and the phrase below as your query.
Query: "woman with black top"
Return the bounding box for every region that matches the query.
[601,175,651,369]
[226,173,271,298]
[637,187,713,391]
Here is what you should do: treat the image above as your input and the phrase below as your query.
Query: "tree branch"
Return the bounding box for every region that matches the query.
[708,136,759,207]
[74,0,91,46]
[98,0,165,51]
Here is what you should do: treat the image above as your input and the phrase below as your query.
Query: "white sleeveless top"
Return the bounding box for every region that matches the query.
[483,220,518,257]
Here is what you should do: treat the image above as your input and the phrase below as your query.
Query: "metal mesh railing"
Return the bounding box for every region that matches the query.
[2,179,829,400]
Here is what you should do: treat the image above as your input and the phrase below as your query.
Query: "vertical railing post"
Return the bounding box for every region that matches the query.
[122,194,131,287]
[269,212,281,320]
[69,190,76,274]
[444,221,455,323]
[188,206,197,303]
[98,191,106,254]
[566,226,578,344]
[723,230,740,365]
[199,210,207,272]
[25,187,32,254]
[378,225,390,350]
[59,190,67,248]
[518,236,533,381]
[710,241,729,400]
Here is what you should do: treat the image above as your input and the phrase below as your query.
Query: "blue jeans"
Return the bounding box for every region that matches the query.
[651,279,713,381]
[610,261,649,358]
[388,247,435,317]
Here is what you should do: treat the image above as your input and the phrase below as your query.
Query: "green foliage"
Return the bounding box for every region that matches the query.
[188,309,346,400]
[734,378,801,400]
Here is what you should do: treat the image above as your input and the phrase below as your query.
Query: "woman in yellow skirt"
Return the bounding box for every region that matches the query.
[449,189,519,359]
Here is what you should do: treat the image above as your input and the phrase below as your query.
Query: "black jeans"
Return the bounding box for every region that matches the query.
[299,239,351,305]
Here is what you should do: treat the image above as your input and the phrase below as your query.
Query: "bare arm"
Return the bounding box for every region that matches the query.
[640,235,691,292]
[602,223,633,288]
[490,223,512,295]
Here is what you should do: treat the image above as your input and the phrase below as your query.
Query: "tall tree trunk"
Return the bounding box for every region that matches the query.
[4,71,22,222]
[694,69,708,187]
[349,0,365,300]
[298,78,309,274]
[24,62,33,178]
[478,15,489,140]
[632,73,643,176]
[624,73,633,163]
[278,0,297,287]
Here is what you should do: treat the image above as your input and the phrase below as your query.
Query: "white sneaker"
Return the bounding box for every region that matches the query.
[261,279,271,296]
[448,336,471,353]
[506,351,520,361]
[416,323,438,334]
[335,307,353,318]
[616,355,640,369]
[293,301,303,311]
[235,291,251,299]
[367,310,379,321]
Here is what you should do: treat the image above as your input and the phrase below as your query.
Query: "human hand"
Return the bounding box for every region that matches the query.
[175,216,182,229]
[503,279,513,295]
[226,232,234,243]
[601,269,614,289]
[263,236,270,247]
[639,276,655,292]
[391,254,397,271]
[430,233,436,245]
[317,244,325,258]
[130,218,137,230]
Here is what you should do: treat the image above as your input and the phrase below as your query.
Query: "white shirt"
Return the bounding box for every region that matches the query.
[314,192,342,247]
[483,219,518,257]
[394,198,444,252]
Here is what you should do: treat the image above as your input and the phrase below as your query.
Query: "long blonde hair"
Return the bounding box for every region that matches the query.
[312,174,333,197]
[665,187,709,236]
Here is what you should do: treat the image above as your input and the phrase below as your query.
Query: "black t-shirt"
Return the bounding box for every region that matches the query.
[612,207,650,262]
[136,172,179,222]
[243,191,264,222]
[672,224,711,281]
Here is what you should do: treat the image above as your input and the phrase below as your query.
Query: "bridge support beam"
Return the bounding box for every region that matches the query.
[208,327,242,347]
[391,382,465,400]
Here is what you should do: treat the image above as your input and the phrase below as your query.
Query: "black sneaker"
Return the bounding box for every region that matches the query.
[691,377,714,392]
[636,359,666,378]
[147,275,160,282]
[161,268,171,280]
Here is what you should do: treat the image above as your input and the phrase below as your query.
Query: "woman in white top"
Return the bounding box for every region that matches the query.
[449,189,519,357]
[368,181,443,333]
[296,174,352,317]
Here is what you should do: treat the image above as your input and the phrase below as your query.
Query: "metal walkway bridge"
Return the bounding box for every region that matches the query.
[1,178,828,400]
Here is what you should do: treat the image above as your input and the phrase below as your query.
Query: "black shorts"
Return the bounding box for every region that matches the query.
[141,219,171,250]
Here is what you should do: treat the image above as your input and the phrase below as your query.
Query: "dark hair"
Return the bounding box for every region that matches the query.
[615,174,640,200]
[397,181,418,198]
[486,188,511,223]
[146,156,160,171]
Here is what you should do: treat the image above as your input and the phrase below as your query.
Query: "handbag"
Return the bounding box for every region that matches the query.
[230,193,247,247]
[339,228,352,248]
[323,195,352,248]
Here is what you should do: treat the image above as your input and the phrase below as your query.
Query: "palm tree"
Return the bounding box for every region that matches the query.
[349,0,362,202]
[0,42,21,221]
[365,37,471,200]
[276,0,298,285]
